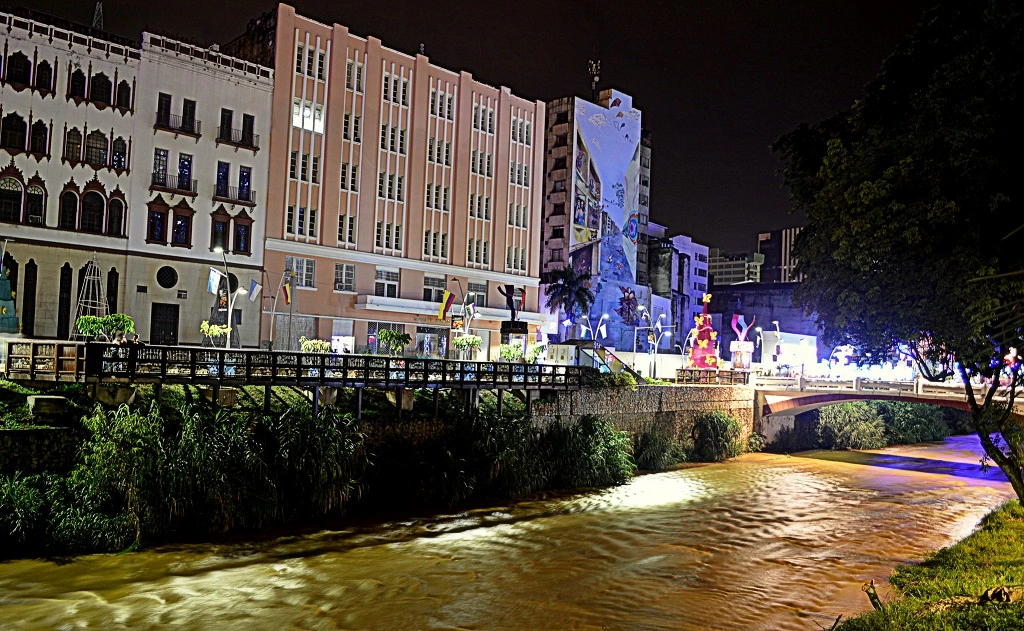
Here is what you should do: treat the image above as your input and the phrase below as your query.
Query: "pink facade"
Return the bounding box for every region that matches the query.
[256,4,545,354]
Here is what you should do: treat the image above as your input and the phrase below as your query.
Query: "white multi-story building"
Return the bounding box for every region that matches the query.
[0,9,140,339]
[0,8,273,345]
[129,34,272,346]
[646,222,710,348]
[671,233,709,327]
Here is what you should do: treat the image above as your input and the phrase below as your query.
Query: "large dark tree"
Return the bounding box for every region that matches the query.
[773,0,1024,499]
[544,265,595,340]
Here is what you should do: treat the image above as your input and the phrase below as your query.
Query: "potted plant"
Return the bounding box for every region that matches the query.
[200,320,233,375]
[525,343,547,364]
[299,336,332,353]
[452,334,483,360]
[76,313,136,342]
[499,343,524,363]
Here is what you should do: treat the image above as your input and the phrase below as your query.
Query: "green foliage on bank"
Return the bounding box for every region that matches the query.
[772,401,965,452]
[838,501,1024,630]
[691,410,744,462]
[581,370,638,388]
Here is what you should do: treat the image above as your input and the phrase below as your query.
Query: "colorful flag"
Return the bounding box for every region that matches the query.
[465,302,476,324]
[438,290,455,320]
[208,267,224,294]
[282,282,292,305]
[248,279,262,302]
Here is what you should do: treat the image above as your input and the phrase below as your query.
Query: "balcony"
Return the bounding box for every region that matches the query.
[216,126,260,152]
[150,172,198,197]
[154,113,202,139]
[212,184,257,207]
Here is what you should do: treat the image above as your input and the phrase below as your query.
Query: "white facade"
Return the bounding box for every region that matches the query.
[0,9,140,339]
[671,233,709,327]
[129,34,273,346]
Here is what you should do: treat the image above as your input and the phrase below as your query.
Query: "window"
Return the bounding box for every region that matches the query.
[296,207,305,235]
[233,217,252,254]
[317,52,325,80]
[89,73,112,105]
[80,192,105,234]
[383,75,391,101]
[286,256,316,287]
[375,221,384,247]
[286,205,295,234]
[551,226,564,239]
[69,70,86,99]
[446,94,454,119]
[65,128,83,161]
[112,138,127,169]
[35,61,52,92]
[306,49,314,76]
[0,113,27,151]
[488,110,494,133]
[181,99,197,134]
[289,151,298,179]
[171,209,191,246]
[423,276,446,302]
[401,79,408,105]
[443,186,450,211]
[295,45,304,73]
[115,81,131,109]
[380,123,388,149]
[346,216,356,243]
[440,233,448,258]
[468,282,487,307]
[399,129,406,154]
[374,269,399,297]
[24,185,43,225]
[396,175,405,201]
[354,64,363,91]
[84,130,108,166]
[301,154,309,181]
[107,198,124,236]
[430,90,437,115]
[346,61,353,87]
[60,192,78,229]
[444,141,451,165]
[378,173,386,198]
[311,156,319,184]
[0,178,22,223]
[146,207,165,241]
[335,263,355,291]
[212,213,229,250]
[292,99,323,133]
[307,208,317,237]
[5,52,30,86]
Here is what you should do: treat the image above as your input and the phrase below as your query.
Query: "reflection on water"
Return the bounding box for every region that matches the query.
[0,435,1014,631]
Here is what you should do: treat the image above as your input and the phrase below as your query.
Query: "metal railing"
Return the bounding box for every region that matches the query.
[155,112,202,136]
[151,172,198,194]
[216,126,259,150]
[3,341,589,390]
[676,368,750,385]
[752,374,982,397]
[213,184,256,204]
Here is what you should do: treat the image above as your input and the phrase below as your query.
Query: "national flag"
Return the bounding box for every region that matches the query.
[465,302,476,324]
[597,323,607,340]
[282,282,292,305]
[208,267,224,294]
[248,279,262,302]
[438,290,455,320]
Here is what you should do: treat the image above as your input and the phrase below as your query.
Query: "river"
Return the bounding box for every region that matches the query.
[0,435,1014,631]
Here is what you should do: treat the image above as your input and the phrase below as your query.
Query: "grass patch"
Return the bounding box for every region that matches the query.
[839,501,1024,630]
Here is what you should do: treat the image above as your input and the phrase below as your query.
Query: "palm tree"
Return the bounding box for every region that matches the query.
[544,265,595,340]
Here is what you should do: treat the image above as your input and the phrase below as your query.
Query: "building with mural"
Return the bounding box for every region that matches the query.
[541,89,648,351]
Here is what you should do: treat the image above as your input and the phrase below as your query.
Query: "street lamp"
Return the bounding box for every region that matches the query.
[755,326,763,364]
[650,328,673,379]
[581,313,609,341]
[213,246,243,348]
[632,312,665,372]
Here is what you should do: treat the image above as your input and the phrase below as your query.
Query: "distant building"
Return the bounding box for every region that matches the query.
[757,226,803,283]
[645,223,709,350]
[708,248,764,285]
[709,283,821,363]
[636,130,652,286]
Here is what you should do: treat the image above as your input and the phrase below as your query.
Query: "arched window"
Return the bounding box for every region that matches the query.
[6,52,31,86]
[115,80,131,109]
[90,73,112,105]
[34,61,52,92]
[0,113,27,152]
[65,128,82,161]
[111,137,127,169]
[69,70,86,99]
[30,121,48,154]
[84,130,108,166]
[59,191,78,229]
[107,198,124,236]
[80,191,105,233]
[0,178,22,223]
[25,185,44,225]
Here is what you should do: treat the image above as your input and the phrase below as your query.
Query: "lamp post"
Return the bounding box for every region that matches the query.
[754,326,763,364]
[650,328,674,379]
[632,309,664,371]
[213,246,242,348]
[581,313,609,341]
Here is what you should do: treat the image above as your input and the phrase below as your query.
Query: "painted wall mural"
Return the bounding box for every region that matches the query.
[568,91,645,350]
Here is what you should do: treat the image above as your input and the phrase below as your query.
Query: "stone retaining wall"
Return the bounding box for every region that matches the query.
[0,427,85,474]
[531,385,755,443]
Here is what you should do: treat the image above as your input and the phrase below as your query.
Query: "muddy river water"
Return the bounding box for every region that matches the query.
[0,435,1014,631]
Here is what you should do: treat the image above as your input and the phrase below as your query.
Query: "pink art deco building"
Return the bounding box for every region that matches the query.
[225,4,546,356]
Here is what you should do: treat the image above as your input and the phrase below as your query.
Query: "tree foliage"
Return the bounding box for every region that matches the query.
[773,0,1024,498]
[544,265,596,327]
[376,329,411,356]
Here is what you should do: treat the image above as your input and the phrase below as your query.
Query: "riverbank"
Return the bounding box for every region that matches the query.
[838,500,1024,630]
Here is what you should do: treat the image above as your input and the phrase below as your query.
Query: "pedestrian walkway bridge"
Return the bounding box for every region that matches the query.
[2,341,588,391]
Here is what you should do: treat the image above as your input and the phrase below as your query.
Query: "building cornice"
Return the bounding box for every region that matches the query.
[265,238,540,287]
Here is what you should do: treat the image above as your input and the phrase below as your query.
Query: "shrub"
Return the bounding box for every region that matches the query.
[690,410,743,462]
[632,424,686,470]
[873,401,950,444]
[582,370,637,388]
[452,334,482,351]
[0,472,45,550]
[816,402,888,450]
[747,432,767,453]
[546,416,635,488]
[377,329,411,355]
[299,336,332,353]
[499,343,523,362]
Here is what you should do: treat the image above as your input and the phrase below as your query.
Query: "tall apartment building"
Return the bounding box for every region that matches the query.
[541,89,648,349]
[672,234,709,325]
[636,130,652,285]
[0,9,139,339]
[225,4,545,355]
[708,248,764,285]
[646,222,710,348]
[0,8,274,345]
[757,226,803,283]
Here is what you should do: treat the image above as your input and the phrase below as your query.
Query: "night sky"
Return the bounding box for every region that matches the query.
[36,0,934,252]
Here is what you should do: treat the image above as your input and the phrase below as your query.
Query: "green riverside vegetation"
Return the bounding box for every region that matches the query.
[0,384,749,557]
[838,501,1024,630]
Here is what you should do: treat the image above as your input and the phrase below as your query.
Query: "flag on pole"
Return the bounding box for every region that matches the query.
[208,267,224,294]
[598,323,607,340]
[438,290,455,320]
[248,279,262,302]
[465,302,476,324]
[281,282,292,305]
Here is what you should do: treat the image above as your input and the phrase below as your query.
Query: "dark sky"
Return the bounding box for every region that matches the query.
[36,0,934,251]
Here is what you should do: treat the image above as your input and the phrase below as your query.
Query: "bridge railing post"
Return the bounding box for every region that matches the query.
[853,377,862,391]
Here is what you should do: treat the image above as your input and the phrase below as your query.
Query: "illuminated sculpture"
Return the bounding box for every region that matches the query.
[687,294,719,369]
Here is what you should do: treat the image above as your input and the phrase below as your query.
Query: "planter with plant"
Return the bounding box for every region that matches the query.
[199,321,233,375]
[452,334,483,360]
[499,343,524,363]
[76,314,136,342]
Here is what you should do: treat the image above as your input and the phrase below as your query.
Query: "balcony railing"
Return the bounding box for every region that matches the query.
[154,113,202,136]
[213,184,256,205]
[151,172,198,195]
[216,126,260,150]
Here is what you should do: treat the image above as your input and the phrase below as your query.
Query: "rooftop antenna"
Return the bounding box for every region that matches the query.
[588,58,601,102]
[92,1,104,30]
